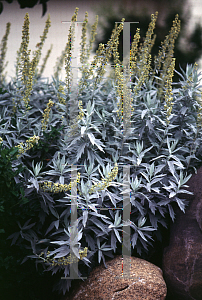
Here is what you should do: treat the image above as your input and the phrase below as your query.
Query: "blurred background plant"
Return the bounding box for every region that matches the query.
[0,21,10,89]
[0,0,50,16]
[1,6,202,299]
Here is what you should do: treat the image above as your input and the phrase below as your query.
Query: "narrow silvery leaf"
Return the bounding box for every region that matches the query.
[137,229,148,241]
[150,162,155,178]
[167,161,177,180]
[98,249,102,263]
[176,198,185,212]
[181,172,192,186]
[151,187,160,193]
[141,109,148,119]
[81,126,86,136]
[138,216,147,228]
[170,155,185,169]
[49,206,59,219]
[169,191,176,198]
[90,123,101,134]
[88,132,95,145]
[76,143,86,161]
[59,176,64,185]
[83,210,88,227]
[150,176,165,185]
[54,248,70,259]
[140,172,149,182]
[167,136,172,155]
[54,220,59,230]
[94,139,105,152]
[177,189,193,195]
[86,101,92,115]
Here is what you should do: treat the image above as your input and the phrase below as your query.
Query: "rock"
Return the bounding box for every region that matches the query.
[162,166,202,300]
[64,255,167,300]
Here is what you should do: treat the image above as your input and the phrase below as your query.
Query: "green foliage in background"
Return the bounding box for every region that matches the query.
[1,7,202,298]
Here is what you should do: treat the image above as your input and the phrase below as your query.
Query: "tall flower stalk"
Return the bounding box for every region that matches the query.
[0,22,11,86]
[18,13,51,111]
[32,14,51,78]
[19,13,32,111]
[164,58,175,124]
[154,14,181,99]
[65,7,79,94]
[41,99,54,131]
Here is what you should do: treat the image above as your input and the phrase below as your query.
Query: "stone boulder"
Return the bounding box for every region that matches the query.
[162,166,202,300]
[64,255,167,300]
